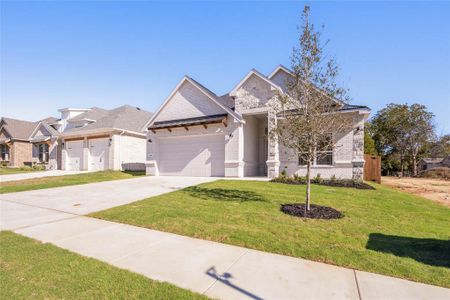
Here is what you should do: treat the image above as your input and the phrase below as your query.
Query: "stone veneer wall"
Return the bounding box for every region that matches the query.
[351,115,365,180]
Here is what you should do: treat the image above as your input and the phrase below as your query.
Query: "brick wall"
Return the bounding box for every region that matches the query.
[10,141,32,167]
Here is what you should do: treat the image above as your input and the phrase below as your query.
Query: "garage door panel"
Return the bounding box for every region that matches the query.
[66,140,83,171]
[159,134,225,177]
[89,138,109,171]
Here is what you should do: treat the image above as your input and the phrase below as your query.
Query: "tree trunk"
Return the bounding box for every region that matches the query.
[412,149,418,176]
[305,160,311,212]
[400,154,404,177]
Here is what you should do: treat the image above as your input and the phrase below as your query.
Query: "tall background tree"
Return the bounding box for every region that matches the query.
[271,5,350,212]
[369,103,436,176]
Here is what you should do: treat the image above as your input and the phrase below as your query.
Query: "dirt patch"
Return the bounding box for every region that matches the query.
[280,203,343,219]
[382,177,450,207]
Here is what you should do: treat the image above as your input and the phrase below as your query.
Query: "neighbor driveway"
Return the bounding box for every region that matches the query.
[0,170,89,183]
[0,176,216,229]
[1,176,449,299]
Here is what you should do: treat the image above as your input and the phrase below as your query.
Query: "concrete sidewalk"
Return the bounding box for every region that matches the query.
[0,170,89,182]
[1,202,448,300]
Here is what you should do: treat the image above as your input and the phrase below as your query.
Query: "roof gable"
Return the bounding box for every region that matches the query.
[0,128,11,140]
[268,65,293,92]
[0,117,38,140]
[229,69,284,97]
[147,76,242,127]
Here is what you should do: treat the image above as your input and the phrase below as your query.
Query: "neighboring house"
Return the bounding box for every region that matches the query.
[145,65,371,179]
[1,105,152,171]
[0,117,37,167]
[29,117,61,169]
[418,156,450,172]
[58,105,152,171]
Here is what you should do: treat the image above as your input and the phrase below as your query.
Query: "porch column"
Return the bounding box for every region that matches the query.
[61,139,67,170]
[225,121,244,177]
[82,137,89,170]
[266,110,280,178]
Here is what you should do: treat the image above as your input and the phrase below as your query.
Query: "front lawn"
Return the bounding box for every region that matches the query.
[0,231,207,299]
[0,170,144,194]
[0,167,42,175]
[91,180,450,288]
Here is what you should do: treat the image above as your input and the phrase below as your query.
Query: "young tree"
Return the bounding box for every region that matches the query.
[405,104,435,176]
[364,124,378,156]
[271,5,351,212]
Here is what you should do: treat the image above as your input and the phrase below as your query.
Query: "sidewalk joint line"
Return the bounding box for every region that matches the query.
[353,269,362,300]
[1,199,82,216]
[11,215,80,232]
[201,249,249,295]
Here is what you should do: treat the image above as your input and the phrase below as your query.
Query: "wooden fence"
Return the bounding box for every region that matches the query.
[363,154,381,184]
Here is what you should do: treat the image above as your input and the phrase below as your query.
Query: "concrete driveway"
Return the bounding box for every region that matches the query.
[0,176,216,229]
[0,170,89,182]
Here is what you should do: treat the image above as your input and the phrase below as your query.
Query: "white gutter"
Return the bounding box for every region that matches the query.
[60,128,146,139]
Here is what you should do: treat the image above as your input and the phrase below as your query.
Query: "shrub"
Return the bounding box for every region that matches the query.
[32,164,46,171]
[418,167,450,180]
[311,173,323,184]
[19,166,33,171]
[271,174,375,190]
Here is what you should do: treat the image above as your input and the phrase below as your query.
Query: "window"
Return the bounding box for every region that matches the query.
[38,144,49,163]
[298,155,307,166]
[316,134,333,165]
[0,145,9,160]
[297,134,333,166]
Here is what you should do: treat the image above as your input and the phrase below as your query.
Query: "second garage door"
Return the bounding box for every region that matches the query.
[89,138,109,171]
[66,140,83,171]
[159,134,225,177]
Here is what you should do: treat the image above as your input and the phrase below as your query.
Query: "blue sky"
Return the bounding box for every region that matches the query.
[1,1,449,134]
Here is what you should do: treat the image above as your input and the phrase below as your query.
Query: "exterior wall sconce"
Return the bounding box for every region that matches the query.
[148,138,153,143]
[109,138,112,147]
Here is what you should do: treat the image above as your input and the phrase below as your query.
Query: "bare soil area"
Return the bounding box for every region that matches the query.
[382,176,450,207]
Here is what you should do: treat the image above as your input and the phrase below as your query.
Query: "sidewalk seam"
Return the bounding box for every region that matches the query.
[11,215,80,232]
[201,249,249,295]
[1,199,82,216]
[354,269,362,300]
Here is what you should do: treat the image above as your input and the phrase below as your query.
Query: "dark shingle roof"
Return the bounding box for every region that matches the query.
[339,104,371,112]
[68,107,109,122]
[64,105,153,134]
[421,158,444,164]
[150,114,227,129]
[0,117,38,140]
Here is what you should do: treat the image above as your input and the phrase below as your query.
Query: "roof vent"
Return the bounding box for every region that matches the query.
[136,107,141,110]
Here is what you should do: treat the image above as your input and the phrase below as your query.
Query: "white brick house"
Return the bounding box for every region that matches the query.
[145,65,370,179]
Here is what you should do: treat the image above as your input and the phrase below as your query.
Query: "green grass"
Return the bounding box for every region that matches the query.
[0,167,41,175]
[91,180,450,288]
[0,170,144,194]
[0,231,207,299]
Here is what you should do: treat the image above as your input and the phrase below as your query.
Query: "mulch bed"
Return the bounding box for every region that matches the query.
[280,203,343,219]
